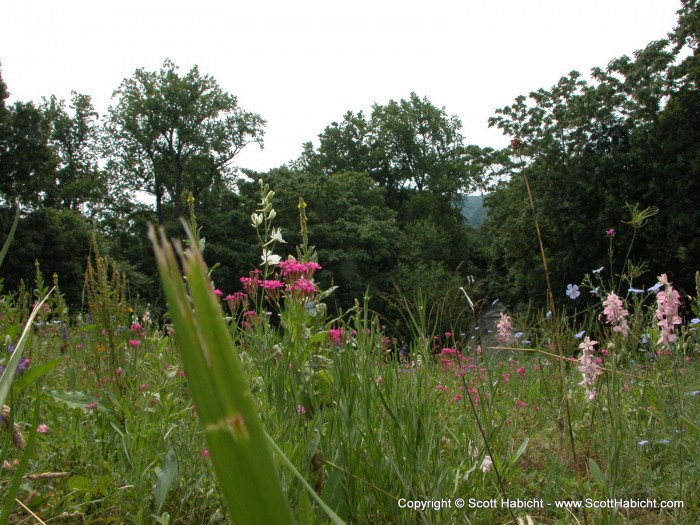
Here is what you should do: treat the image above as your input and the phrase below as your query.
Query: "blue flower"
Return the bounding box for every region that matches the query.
[590,287,600,295]
[690,318,700,326]
[514,332,524,339]
[628,287,645,294]
[566,284,580,299]
[574,330,586,339]
[641,333,650,344]
[592,267,604,274]
[647,282,663,293]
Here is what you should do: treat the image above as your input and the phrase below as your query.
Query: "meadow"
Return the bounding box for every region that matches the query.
[1,183,699,525]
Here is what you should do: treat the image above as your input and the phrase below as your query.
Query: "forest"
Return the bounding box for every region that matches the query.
[0,4,697,327]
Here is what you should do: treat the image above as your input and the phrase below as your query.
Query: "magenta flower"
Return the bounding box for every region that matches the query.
[328,327,344,346]
[606,228,616,237]
[296,404,306,416]
[129,339,141,348]
[287,278,317,297]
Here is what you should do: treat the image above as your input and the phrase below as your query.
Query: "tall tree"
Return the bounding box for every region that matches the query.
[296,93,473,209]
[0,66,56,207]
[41,92,106,213]
[105,59,265,222]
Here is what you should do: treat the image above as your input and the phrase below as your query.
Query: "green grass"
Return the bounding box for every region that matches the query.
[1,191,699,524]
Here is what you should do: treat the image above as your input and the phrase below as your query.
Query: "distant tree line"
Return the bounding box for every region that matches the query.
[1,0,699,333]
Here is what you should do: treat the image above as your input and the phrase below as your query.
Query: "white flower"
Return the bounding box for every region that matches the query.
[592,267,604,274]
[566,284,580,299]
[264,228,286,246]
[480,455,493,473]
[261,250,281,266]
[251,213,263,227]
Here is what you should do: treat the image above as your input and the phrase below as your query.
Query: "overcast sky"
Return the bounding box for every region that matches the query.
[1,0,681,172]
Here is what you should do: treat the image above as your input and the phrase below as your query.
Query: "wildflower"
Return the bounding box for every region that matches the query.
[264,228,286,246]
[578,337,601,401]
[641,333,651,344]
[36,424,49,434]
[637,440,649,447]
[202,448,210,458]
[605,228,616,237]
[116,367,123,376]
[628,287,644,294]
[251,212,263,227]
[212,288,223,297]
[328,327,344,346]
[690,318,700,326]
[497,312,513,343]
[574,330,586,339]
[287,278,317,297]
[546,310,552,318]
[514,331,524,339]
[261,249,281,266]
[480,455,493,473]
[590,287,600,295]
[434,385,449,393]
[566,284,580,299]
[655,274,682,346]
[296,404,306,416]
[647,282,663,293]
[592,267,604,274]
[129,339,141,348]
[602,293,630,337]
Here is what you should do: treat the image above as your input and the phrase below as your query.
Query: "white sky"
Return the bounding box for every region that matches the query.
[1,0,681,173]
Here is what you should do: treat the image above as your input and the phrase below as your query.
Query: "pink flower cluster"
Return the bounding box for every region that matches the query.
[602,293,629,337]
[328,327,344,346]
[655,274,682,346]
[277,260,322,282]
[578,337,602,401]
[497,312,513,344]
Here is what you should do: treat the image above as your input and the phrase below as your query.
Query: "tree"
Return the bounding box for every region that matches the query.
[105,59,265,223]
[296,93,473,209]
[41,92,106,213]
[0,65,56,207]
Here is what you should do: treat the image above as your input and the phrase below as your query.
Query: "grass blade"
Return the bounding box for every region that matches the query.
[149,224,294,525]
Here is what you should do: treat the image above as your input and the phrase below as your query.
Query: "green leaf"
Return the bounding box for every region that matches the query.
[0,203,19,270]
[12,359,61,391]
[0,290,53,410]
[154,450,179,515]
[49,390,99,410]
[149,223,295,525]
[588,458,606,491]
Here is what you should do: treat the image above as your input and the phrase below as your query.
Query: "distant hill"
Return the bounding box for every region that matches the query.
[462,194,488,226]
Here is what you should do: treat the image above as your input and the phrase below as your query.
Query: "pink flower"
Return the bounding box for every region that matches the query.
[37,424,49,434]
[602,293,630,337]
[605,228,616,237]
[655,274,682,346]
[497,313,513,344]
[286,278,317,297]
[296,404,306,416]
[212,288,223,297]
[202,448,210,459]
[328,327,344,346]
[116,367,123,376]
[577,337,601,401]
[129,339,141,348]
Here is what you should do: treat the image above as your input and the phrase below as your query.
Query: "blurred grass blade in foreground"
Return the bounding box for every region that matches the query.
[149,224,294,525]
